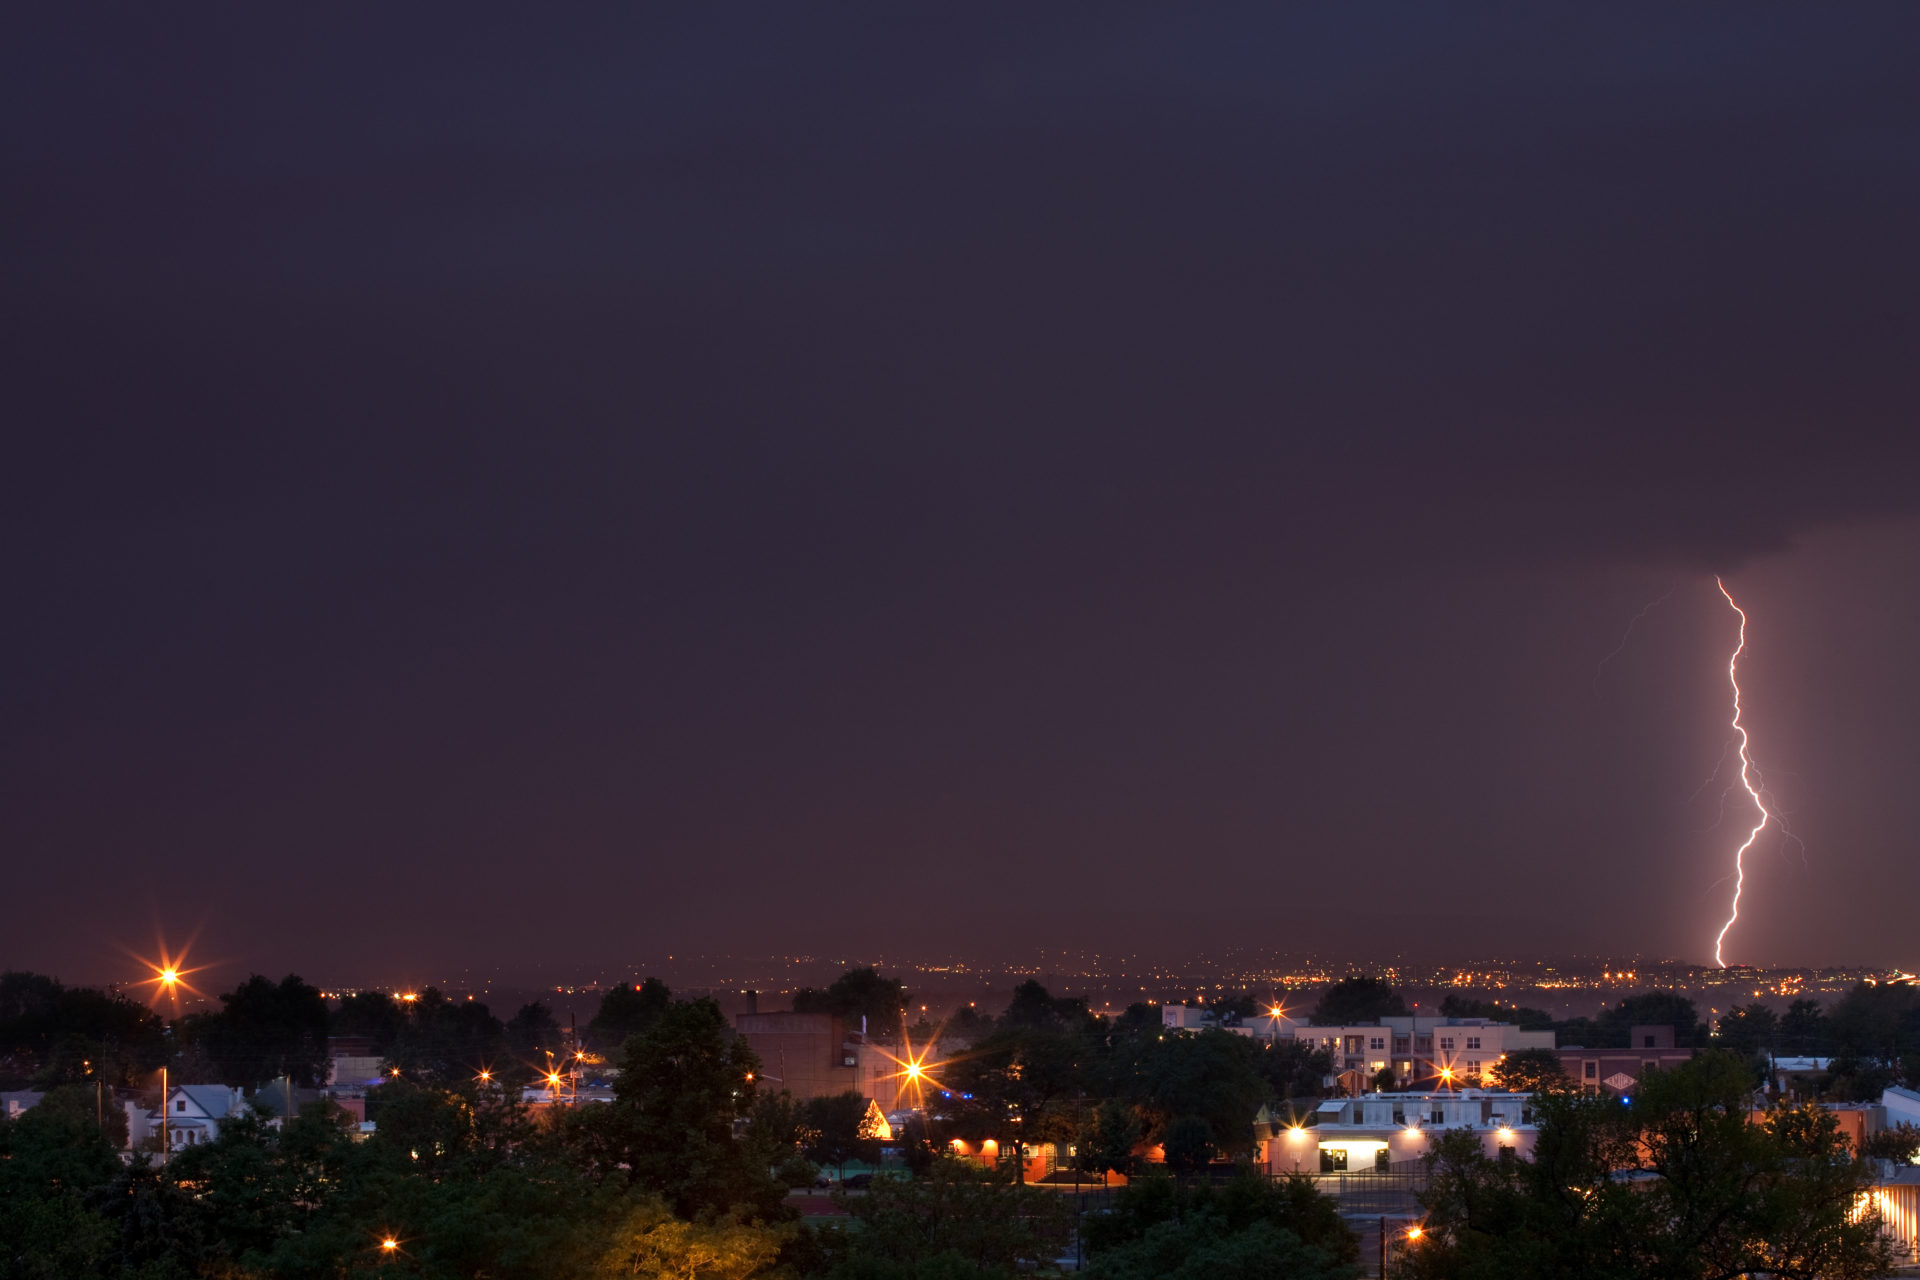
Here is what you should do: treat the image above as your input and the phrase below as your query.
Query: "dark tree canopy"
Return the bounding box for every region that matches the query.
[181,974,330,1088]
[800,1090,880,1176]
[1716,1003,1780,1057]
[583,996,774,1218]
[0,971,164,1089]
[999,980,1099,1035]
[1828,980,1920,1061]
[1401,1051,1895,1280]
[385,988,506,1083]
[585,977,672,1053]
[792,967,907,1040]
[1309,977,1408,1025]
[1779,998,1835,1056]
[1599,992,1705,1047]
[330,990,407,1053]
[1438,995,1555,1031]
[506,1001,565,1065]
[1082,1168,1359,1280]
[1485,1047,1567,1094]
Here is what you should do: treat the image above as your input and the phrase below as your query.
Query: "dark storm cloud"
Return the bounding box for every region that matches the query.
[3,7,1918,976]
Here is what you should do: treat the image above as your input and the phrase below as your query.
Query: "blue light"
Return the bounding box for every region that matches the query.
[1620,1096,1632,1105]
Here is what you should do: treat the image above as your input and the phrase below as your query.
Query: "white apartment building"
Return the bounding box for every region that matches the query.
[1161,1004,1298,1041]
[1290,1016,1554,1089]
[1265,1090,1539,1173]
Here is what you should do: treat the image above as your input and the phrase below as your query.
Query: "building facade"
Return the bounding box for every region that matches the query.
[1556,1025,1697,1096]
[1290,1017,1554,1090]
[1266,1090,1538,1173]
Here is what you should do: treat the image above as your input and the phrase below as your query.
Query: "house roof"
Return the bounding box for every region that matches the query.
[172,1085,242,1117]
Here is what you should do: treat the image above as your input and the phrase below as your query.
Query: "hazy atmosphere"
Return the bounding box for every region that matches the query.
[6,7,1920,982]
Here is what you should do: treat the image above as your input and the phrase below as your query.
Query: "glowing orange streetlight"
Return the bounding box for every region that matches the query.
[1407,1225,1424,1242]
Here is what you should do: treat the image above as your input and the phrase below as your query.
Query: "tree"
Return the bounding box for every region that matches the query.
[1160,1115,1216,1174]
[831,1157,1072,1276]
[940,1026,1090,1163]
[1124,1029,1268,1161]
[1779,998,1833,1055]
[1438,995,1554,1031]
[587,978,672,1053]
[1400,1051,1896,1280]
[1309,977,1406,1025]
[1863,1122,1920,1164]
[1829,980,1920,1062]
[0,970,166,1089]
[803,1091,882,1180]
[1257,1038,1332,1101]
[506,1001,565,1066]
[1484,1047,1566,1094]
[183,973,330,1087]
[1084,1100,1143,1178]
[0,1095,120,1278]
[578,997,777,1218]
[1715,1002,1779,1056]
[793,968,907,1040]
[331,990,408,1053]
[594,1198,790,1279]
[1599,991,1704,1047]
[1110,1003,1162,1041]
[386,987,507,1083]
[1082,1167,1358,1280]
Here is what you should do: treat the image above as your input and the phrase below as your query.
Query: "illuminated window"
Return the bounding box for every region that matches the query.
[1320,1148,1348,1172]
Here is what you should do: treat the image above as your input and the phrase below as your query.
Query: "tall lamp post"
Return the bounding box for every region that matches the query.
[156,965,178,1164]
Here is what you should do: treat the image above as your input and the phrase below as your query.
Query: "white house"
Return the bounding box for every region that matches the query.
[1885,1086,1920,1134]
[2,1091,43,1121]
[1265,1090,1538,1174]
[150,1085,249,1151]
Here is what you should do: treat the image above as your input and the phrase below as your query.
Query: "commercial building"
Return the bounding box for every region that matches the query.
[1265,1090,1538,1173]
[733,1010,951,1110]
[1557,1025,1696,1096]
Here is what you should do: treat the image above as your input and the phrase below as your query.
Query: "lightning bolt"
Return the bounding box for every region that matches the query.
[1711,576,1769,968]
[1593,578,1678,693]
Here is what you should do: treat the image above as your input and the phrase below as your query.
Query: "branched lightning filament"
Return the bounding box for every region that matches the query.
[1712,577,1769,968]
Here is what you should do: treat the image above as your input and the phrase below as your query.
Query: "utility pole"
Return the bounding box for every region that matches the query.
[160,1066,168,1163]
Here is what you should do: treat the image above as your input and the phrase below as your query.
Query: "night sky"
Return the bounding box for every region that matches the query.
[6,9,1919,983]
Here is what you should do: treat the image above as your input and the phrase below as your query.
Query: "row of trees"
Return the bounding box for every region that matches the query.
[0,976,1370,1280]
[8,981,1906,1279]
[0,971,614,1093]
[1402,1051,1897,1279]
